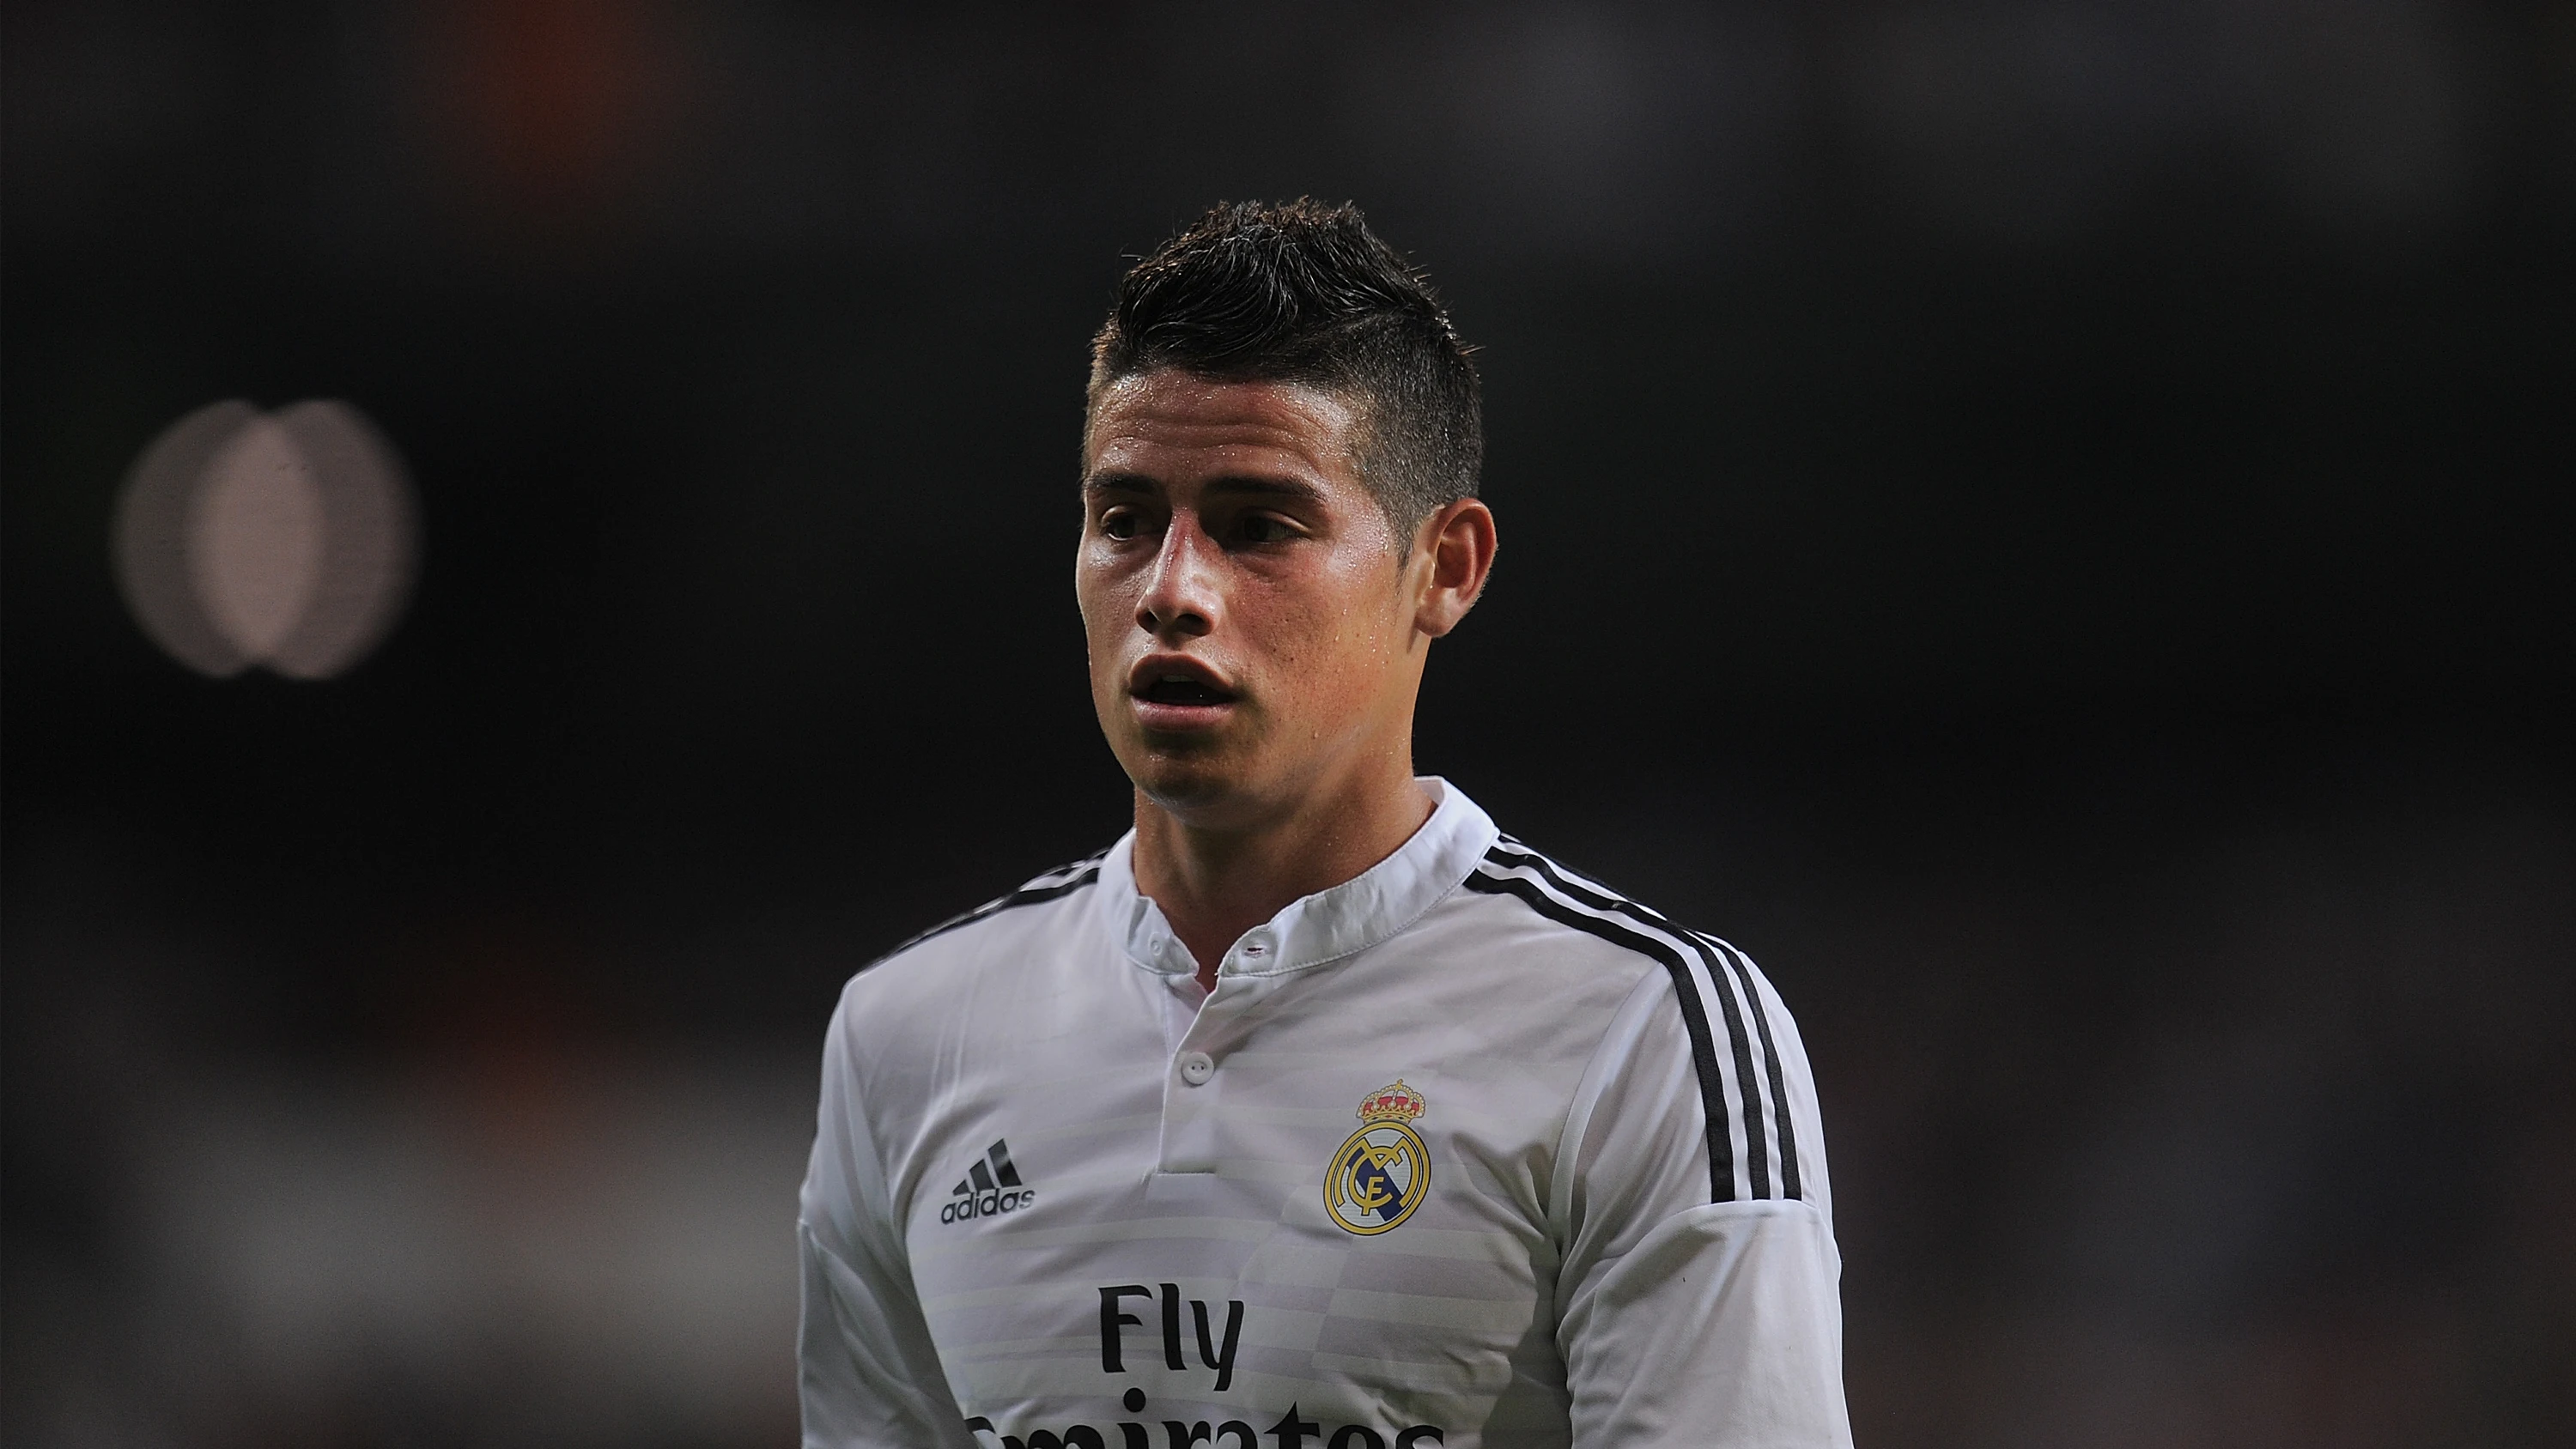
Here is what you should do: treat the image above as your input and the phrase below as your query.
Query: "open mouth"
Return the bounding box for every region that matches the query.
[1128,657,1240,718]
[1140,675,1236,706]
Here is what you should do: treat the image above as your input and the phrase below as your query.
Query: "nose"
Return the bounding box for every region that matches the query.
[1137,512,1221,641]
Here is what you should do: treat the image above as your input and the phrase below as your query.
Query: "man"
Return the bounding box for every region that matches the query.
[800,200,1850,1448]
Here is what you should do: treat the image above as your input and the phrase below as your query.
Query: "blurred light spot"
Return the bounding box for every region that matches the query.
[115,400,418,680]
[191,416,322,662]
[114,400,258,676]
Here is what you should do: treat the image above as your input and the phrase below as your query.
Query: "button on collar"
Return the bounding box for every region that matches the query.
[1176,1051,1215,1086]
[1108,781,1501,977]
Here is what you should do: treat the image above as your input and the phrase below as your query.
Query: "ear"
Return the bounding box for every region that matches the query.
[1410,498,1497,639]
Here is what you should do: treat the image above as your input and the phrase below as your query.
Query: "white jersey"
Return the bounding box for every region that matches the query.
[799,780,1851,1449]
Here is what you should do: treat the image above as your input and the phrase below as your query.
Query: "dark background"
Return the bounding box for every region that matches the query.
[5,3,2572,1446]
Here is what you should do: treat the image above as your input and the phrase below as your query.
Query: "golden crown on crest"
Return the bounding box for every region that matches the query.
[1356,1080,1426,1124]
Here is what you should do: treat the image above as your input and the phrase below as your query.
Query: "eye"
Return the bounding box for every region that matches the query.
[1239,514,1296,545]
[1099,507,1140,541]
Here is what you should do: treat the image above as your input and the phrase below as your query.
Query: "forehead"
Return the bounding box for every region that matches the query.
[1084,372,1364,492]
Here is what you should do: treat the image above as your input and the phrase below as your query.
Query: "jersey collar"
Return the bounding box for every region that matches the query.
[1102,777,1500,979]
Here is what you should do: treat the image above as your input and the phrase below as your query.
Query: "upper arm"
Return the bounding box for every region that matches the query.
[1553,948,1849,1447]
[799,987,977,1449]
[1561,1200,1850,1448]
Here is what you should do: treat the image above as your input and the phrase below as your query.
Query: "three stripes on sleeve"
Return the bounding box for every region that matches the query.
[1462,838,1805,1206]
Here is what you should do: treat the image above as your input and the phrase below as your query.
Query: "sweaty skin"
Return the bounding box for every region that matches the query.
[1075,371,1498,986]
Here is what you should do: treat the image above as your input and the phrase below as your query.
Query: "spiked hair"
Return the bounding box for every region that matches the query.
[1089,199,1483,543]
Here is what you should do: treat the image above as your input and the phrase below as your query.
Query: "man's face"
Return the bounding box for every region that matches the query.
[1077,371,1434,829]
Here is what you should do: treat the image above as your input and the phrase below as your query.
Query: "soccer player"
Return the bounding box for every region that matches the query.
[800,200,1850,1448]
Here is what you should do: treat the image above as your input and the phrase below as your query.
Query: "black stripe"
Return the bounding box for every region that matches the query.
[1701,933,1803,1201]
[875,857,1104,962]
[1461,867,1736,1203]
[1485,843,1777,1199]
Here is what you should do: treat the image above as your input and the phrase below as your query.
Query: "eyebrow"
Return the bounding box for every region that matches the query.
[1082,472,1326,504]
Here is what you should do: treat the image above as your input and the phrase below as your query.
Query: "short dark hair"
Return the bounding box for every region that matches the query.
[1090,199,1482,543]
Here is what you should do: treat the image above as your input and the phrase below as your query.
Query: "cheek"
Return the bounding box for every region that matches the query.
[1261,571,1406,702]
[1073,561,1127,641]
[1073,586,1127,698]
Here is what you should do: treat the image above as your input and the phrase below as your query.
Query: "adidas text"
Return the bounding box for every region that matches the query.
[941,1187,1036,1223]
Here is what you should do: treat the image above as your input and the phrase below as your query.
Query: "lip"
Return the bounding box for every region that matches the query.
[1127,653,1240,731]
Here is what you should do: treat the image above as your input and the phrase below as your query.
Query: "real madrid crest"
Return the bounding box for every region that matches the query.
[1324,1080,1431,1235]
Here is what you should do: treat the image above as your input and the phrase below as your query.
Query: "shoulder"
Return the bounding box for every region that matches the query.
[1452,834,1729,981]
[834,850,1109,1019]
[1455,834,1820,1206]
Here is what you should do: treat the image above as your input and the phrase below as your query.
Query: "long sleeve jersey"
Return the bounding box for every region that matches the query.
[799,779,1852,1449]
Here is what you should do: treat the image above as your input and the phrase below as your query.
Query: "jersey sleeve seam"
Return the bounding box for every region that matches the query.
[1567,1195,1834,1291]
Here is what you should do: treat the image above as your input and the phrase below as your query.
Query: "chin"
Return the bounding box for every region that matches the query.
[1124,746,1271,826]
[1130,758,1242,813]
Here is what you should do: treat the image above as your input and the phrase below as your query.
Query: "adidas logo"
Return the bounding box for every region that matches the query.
[939,1139,1036,1224]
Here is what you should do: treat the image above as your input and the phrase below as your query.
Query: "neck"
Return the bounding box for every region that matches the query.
[1131,753,1436,993]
